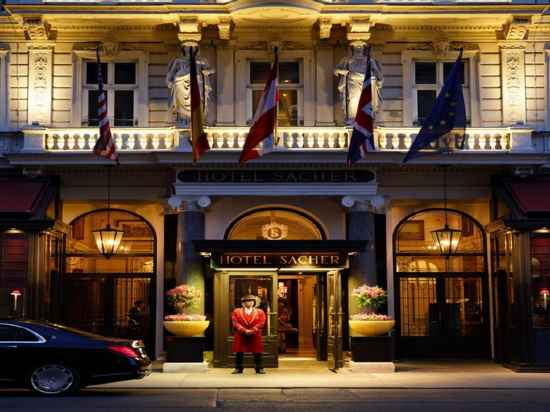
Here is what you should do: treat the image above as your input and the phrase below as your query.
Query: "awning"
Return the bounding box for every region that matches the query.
[0,177,58,231]
[506,177,550,214]
[494,176,550,230]
[0,179,51,214]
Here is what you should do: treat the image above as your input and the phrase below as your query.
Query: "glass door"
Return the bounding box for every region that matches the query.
[213,271,279,368]
[397,275,488,356]
[327,271,344,370]
[314,274,327,361]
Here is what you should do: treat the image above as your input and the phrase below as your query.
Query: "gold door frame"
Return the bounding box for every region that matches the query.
[213,270,279,368]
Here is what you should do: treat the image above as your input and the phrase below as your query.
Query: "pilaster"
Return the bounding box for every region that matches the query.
[28,46,53,126]
[500,43,527,126]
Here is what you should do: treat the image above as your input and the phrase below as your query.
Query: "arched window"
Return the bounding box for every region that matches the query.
[226,208,325,240]
[62,209,156,353]
[66,209,155,273]
[395,209,484,274]
[393,208,488,357]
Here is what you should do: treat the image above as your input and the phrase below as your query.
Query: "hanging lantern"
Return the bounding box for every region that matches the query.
[93,224,124,258]
[431,224,462,257]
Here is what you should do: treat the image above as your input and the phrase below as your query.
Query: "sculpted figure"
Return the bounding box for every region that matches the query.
[166,47,214,125]
[334,44,384,124]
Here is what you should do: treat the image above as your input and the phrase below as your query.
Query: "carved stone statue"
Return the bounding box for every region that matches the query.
[166,47,214,125]
[334,44,384,125]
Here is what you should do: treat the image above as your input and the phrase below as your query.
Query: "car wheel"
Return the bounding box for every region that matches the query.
[28,364,80,396]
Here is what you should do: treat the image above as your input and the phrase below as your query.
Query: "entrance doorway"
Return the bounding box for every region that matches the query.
[277,274,323,360]
[394,209,490,358]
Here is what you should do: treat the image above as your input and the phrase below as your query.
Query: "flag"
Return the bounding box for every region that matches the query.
[239,48,278,164]
[347,46,375,165]
[189,47,210,163]
[403,49,466,163]
[93,49,118,162]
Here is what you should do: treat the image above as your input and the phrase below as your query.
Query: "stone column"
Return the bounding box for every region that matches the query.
[343,196,379,316]
[170,196,211,314]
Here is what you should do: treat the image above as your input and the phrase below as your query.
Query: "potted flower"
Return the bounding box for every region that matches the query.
[349,284,395,337]
[163,284,209,337]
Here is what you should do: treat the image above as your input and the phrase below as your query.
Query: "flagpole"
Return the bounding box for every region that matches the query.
[273,46,279,146]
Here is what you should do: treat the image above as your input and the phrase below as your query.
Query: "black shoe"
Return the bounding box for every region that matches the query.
[255,369,266,374]
[232,369,243,374]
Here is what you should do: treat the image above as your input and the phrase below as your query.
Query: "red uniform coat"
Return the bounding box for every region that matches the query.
[231,307,266,353]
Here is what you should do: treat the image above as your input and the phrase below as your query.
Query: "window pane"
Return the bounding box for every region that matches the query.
[0,325,17,341]
[444,62,465,85]
[114,90,134,126]
[279,62,300,84]
[253,89,298,126]
[88,90,100,126]
[86,63,108,85]
[417,90,436,123]
[115,63,136,85]
[415,62,436,84]
[278,89,298,126]
[250,62,271,84]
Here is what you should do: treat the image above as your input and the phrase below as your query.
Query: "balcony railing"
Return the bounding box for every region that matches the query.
[8,125,539,156]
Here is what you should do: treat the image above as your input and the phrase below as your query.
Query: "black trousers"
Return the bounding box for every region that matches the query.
[235,352,263,371]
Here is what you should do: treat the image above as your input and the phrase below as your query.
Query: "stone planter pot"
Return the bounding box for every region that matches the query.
[349,320,395,337]
[163,320,210,337]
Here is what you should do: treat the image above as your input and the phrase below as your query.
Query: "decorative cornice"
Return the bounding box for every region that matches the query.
[378,25,503,32]
[22,17,51,41]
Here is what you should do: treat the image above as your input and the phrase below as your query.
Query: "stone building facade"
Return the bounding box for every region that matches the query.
[1,0,550,371]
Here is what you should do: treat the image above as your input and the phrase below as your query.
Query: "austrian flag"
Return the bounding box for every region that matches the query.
[239,50,279,164]
[347,47,375,165]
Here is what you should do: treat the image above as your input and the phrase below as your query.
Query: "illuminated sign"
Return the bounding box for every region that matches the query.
[212,252,347,269]
[178,170,375,184]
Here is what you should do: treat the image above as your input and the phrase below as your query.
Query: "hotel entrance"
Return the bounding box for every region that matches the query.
[196,240,362,371]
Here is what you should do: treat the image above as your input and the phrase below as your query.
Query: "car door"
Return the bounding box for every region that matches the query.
[0,324,24,381]
[0,323,46,381]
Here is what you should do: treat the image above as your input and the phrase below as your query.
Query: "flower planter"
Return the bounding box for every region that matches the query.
[163,320,210,337]
[349,320,395,337]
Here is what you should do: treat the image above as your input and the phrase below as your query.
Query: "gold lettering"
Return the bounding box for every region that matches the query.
[298,255,308,265]
[330,255,340,265]
[280,256,288,265]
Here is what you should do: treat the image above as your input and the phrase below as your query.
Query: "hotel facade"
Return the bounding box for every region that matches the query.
[1,0,550,371]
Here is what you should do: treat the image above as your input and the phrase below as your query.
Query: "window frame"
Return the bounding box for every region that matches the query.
[83,61,138,127]
[0,50,8,130]
[72,50,149,127]
[402,49,480,128]
[247,60,304,127]
[0,323,46,344]
[236,49,314,127]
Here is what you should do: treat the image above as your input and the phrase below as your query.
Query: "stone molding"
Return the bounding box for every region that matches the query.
[500,47,527,126]
[28,46,53,126]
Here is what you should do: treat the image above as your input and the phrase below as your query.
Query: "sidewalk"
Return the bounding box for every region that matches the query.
[97,360,550,390]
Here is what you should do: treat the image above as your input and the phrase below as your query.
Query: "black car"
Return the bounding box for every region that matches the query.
[0,320,152,395]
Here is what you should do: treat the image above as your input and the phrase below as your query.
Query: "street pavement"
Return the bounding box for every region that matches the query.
[1,388,550,411]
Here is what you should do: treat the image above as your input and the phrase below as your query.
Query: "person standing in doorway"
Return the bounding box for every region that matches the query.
[128,300,147,339]
[231,295,266,374]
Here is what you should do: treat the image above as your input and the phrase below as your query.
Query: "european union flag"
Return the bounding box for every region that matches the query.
[403,50,466,163]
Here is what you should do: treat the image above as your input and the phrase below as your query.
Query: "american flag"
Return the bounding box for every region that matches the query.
[347,46,375,165]
[93,48,118,162]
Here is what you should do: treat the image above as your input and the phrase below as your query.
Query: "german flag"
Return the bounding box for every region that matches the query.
[190,47,210,163]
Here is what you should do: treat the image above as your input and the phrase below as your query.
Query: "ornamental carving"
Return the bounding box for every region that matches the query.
[28,49,53,125]
[501,49,526,125]
[23,18,50,41]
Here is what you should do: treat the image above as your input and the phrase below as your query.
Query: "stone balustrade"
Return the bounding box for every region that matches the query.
[4,126,541,156]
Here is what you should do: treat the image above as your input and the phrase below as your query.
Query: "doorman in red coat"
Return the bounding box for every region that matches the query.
[231,294,266,374]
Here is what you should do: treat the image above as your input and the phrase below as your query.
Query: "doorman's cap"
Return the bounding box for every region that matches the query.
[241,294,258,304]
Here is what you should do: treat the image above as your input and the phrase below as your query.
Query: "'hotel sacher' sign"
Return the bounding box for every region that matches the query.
[178,170,375,184]
[212,252,348,269]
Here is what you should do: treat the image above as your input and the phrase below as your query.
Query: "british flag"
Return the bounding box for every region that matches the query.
[93,48,118,162]
[239,48,278,164]
[347,47,375,165]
